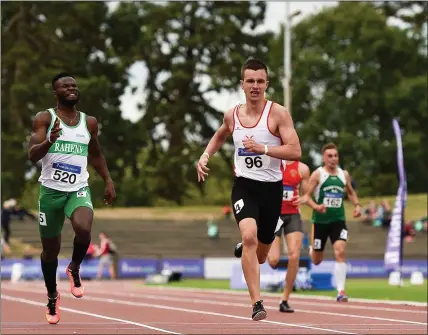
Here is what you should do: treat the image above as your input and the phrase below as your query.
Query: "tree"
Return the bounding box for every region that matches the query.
[109,1,271,204]
[267,2,427,195]
[1,2,141,202]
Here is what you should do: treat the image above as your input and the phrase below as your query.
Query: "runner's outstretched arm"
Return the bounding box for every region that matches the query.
[196,109,233,182]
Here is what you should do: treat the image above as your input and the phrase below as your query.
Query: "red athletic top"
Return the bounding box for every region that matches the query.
[99,239,111,257]
[281,161,302,215]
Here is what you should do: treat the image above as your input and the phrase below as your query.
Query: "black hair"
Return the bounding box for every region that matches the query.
[52,72,75,90]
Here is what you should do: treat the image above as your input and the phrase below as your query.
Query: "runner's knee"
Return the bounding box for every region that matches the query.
[288,249,299,263]
[241,230,257,248]
[334,247,346,261]
[268,254,280,268]
[41,245,60,262]
[72,219,91,242]
[258,253,268,264]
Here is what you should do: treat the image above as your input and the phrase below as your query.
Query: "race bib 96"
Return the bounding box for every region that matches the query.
[237,148,270,171]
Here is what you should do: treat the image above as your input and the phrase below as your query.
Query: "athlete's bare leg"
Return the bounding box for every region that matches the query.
[282,231,303,301]
[256,240,272,265]
[267,236,282,268]
[333,240,348,299]
[238,219,261,304]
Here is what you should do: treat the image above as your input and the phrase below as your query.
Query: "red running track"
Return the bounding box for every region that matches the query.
[1,280,427,334]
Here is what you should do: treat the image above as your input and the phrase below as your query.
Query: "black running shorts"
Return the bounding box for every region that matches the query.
[231,176,283,245]
[312,221,348,252]
[274,213,303,237]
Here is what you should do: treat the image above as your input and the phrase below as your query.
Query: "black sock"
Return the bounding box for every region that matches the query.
[70,237,91,270]
[41,257,58,296]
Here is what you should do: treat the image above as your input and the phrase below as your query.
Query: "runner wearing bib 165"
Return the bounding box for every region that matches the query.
[301,143,361,302]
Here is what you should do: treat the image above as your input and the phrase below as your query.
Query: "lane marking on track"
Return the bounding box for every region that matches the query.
[1,295,182,335]
[128,286,427,314]
[1,288,358,334]
[140,285,428,307]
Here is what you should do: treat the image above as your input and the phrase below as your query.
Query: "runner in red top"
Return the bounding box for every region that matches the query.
[281,160,303,215]
[267,160,310,313]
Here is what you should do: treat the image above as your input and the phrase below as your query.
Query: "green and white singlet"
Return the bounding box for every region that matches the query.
[38,108,91,192]
[312,166,346,224]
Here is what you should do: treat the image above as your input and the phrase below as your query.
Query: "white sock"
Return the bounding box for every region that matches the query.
[335,262,347,293]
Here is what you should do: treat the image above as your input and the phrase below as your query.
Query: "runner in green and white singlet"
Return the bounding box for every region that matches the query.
[300,143,361,303]
[311,167,346,224]
[28,72,116,325]
[39,107,90,192]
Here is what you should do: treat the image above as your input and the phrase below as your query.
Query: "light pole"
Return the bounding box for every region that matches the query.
[284,3,301,115]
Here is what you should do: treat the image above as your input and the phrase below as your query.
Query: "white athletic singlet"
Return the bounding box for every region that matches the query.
[232,100,282,182]
[38,108,91,192]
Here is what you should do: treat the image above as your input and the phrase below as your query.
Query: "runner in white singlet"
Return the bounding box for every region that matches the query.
[196,59,301,321]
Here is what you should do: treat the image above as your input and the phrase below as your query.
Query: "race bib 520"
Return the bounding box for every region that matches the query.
[51,162,81,185]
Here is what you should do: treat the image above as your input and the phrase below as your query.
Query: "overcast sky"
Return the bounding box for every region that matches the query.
[115,1,338,122]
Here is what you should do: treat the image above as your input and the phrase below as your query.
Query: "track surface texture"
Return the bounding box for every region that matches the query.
[2,280,427,334]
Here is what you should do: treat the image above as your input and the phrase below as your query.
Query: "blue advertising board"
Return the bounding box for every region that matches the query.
[1,257,204,280]
[161,258,204,278]
[311,259,427,278]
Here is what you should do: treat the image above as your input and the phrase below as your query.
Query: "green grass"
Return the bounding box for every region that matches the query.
[146,278,428,303]
[296,279,427,302]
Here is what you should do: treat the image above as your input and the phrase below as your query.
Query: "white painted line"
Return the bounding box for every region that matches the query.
[5,285,426,327]
[6,281,427,307]
[132,286,427,314]
[79,295,360,334]
[1,287,357,334]
[1,295,181,335]
[142,285,428,307]
[80,288,427,326]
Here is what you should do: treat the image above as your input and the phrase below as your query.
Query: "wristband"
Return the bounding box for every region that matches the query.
[48,136,53,144]
[264,145,268,155]
[202,152,210,159]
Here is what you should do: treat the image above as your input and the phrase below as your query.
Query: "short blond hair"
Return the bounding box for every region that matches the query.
[322,143,337,153]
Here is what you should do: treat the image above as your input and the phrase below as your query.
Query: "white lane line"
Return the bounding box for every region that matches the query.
[1,287,358,334]
[1,295,181,335]
[82,289,427,326]
[140,285,428,307]
[8,281,427,307]
[129,286,427,314]
[5,285,427,326]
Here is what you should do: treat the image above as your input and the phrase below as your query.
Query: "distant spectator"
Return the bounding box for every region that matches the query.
[1,199,17,244]
[23,245,34,260]
[95,232,117,279]
[222,204,232,219]
[361,200,378,226]
[207,216,219,240]
[1,234,11,259]
[413,216,427,233]
[83,242,98,262]
[404,220,416,242]
[380,199,392,229]
[13,204,37,222]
